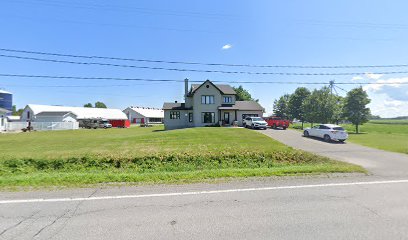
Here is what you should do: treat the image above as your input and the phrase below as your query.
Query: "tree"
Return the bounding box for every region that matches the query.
[331,96,344,124]
[288,87,311,129]
[11,105,24,116]
[94,101,107,108]
[84,103,93,108]
[273,94,291,119]
[302,86,336,125]
[233,85,258,102]
[343,87,371,133]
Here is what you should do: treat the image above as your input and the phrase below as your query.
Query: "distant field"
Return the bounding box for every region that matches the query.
[0,126,363,189]
[292,120,408,154]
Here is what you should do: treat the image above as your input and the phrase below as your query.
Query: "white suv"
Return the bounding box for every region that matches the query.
[243,117,268,130]
[303,124,348,142]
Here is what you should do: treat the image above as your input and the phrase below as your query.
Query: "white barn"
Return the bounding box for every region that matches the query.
[21,104,128,122]
[123,106,164,124]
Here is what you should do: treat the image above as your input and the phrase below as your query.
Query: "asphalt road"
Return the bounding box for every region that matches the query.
[1,129,408,240]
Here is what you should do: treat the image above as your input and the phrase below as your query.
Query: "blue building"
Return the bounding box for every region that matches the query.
[0,90,13,113]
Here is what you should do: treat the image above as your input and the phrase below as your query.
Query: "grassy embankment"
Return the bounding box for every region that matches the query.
[292,120,408,154]
[0,126,364,189]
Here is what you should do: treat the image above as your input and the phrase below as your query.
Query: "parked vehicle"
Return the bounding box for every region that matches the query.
[80,118,112,129]
[243,117,268,129]
[110,119,130,128]
[303,124,348,142]
[264,116,290,130]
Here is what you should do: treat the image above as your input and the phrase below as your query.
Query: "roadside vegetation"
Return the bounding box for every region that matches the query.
[292,120,408,154]
[0,126,364,189]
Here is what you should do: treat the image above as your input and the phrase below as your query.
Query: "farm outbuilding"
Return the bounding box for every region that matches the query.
[0,107,11,131]
[21,104,129,128]
[123,106,164,124]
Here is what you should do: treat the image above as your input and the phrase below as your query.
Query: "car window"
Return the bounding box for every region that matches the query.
[252,117,263,121]
[319,125,329,129]
[313,125,320,129]
[333,127,344,131]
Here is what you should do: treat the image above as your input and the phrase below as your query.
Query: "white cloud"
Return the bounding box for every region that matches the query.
[368,93,408,118]
[351,76,363,81]
[365,73,383,80]
[345,74,408,117]
[221,44,232,50]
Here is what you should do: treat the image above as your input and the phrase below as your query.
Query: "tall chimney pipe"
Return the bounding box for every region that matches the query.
[184,78,189,100]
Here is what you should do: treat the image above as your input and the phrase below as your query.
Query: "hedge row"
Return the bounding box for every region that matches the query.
[0,150,328,175]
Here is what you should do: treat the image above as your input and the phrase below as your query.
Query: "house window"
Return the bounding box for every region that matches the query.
[149,118,162,123]
[170,111,180,119]
[223,96,232,103]
[202,112,215,123]
[189,113,193,122]
[201,95,214,104]
[27,111,30,119]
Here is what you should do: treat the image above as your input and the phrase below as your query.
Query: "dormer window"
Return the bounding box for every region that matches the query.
[223,96,232,103]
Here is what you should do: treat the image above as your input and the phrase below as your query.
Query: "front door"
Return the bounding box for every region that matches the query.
[224,112,230,124]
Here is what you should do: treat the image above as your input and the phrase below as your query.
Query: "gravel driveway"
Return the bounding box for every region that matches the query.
[258,128,408,177]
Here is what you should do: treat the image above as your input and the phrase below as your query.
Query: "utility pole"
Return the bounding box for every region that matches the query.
[329,80,335,96]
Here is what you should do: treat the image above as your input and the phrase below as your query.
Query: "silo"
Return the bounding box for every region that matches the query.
[0,90,13,112]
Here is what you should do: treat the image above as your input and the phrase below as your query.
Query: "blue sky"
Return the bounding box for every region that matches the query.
[1,0,408,117]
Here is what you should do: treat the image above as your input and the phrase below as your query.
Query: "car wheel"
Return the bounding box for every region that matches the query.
[303,130,309,137]
[251,124,255,129]
[324,134,331,142]
[283,127,287,130]
[243,123,247,128]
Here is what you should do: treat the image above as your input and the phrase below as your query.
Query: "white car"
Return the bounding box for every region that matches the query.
[303,124,348,142]
[243,117,268,129]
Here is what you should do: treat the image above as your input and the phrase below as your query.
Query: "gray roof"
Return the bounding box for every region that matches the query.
[190,81,236,95]
[163,102,192,110]
[0,107,11,113]
[234,101,264,111]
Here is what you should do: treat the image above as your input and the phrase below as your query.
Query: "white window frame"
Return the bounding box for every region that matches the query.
[223,96,232,103]
[201,95,215,104]
[202,112,215,123]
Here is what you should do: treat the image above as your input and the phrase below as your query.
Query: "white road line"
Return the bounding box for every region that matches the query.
[1,179,408,204]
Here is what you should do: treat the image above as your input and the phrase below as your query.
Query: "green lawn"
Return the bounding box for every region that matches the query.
[292,120,408,154]
[0,126,363,189]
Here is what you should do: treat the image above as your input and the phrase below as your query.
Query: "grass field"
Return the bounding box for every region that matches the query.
[292,120,408,154]
[0,126,363,189]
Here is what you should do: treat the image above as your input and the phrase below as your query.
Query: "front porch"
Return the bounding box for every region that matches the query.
[218,108,238,126]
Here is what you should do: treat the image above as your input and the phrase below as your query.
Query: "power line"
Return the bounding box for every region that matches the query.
[1,73,408,85]
[1,47,408,69]
[3,54,408,76]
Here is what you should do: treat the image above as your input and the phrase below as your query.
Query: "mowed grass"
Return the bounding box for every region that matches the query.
[344,120,408,154]
[292,120,408,154]
[0,126,364,189]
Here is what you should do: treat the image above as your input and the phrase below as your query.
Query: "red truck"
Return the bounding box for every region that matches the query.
[264,117,290,130]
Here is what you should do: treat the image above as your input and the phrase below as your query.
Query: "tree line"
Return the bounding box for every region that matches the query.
[272,86,371,133]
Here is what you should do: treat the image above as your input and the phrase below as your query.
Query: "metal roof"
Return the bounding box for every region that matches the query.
[126,107,164,118]
[0,90,12,94]
[26,104,128,120]
[0,107,11,113]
